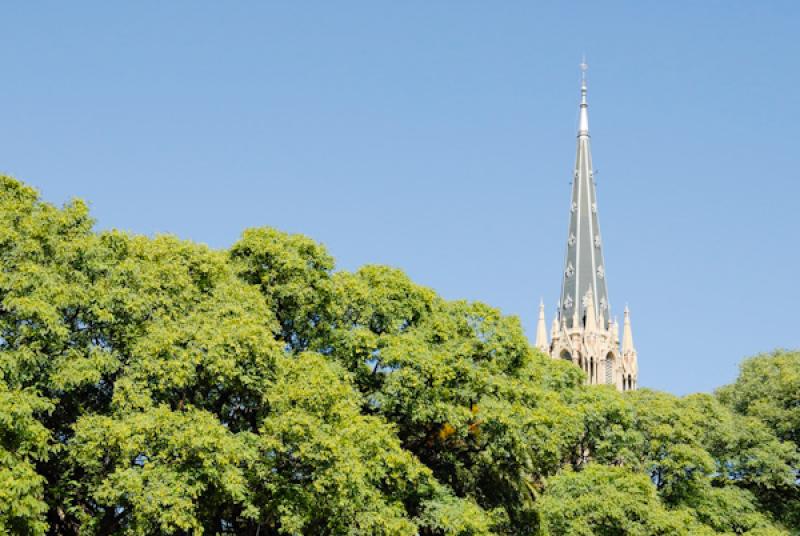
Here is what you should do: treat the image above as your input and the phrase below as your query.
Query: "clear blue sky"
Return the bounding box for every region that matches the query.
[1,2,797,394]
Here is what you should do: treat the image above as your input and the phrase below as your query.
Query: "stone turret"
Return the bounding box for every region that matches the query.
[620,306,638,390]
[535,299,549,352]
[622,306,634,355]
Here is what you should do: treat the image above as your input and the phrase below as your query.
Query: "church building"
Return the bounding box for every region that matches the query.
[535,63,638,391]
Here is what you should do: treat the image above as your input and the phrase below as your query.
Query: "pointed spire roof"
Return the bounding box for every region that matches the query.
[535,299,549,351]
[558,59,610,330]
[622,305,635,355]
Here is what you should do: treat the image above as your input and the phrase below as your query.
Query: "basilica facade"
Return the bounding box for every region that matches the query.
[535,65,638,391]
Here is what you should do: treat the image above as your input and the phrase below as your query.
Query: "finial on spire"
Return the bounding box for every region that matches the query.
[578,57,589,136]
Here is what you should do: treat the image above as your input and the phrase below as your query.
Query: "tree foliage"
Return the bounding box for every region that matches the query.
[0,176,797,535]
[717,351,800,530]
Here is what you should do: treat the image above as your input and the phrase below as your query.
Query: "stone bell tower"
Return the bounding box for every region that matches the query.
[535,61,638,391]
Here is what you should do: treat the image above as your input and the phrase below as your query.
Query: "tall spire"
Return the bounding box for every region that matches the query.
[548,61,639,392]
[558,59,610,330]
[535,299,549,351]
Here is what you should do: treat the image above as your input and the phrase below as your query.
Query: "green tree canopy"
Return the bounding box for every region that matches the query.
[717,350,800,530]
[0,176,797,535]
[717,351,800,446]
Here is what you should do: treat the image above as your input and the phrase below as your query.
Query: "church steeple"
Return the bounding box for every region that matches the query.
[559,60,610,330]
[547,60,638,391]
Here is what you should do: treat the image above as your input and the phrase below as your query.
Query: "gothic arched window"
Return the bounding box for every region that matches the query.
[605,353,614,384]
